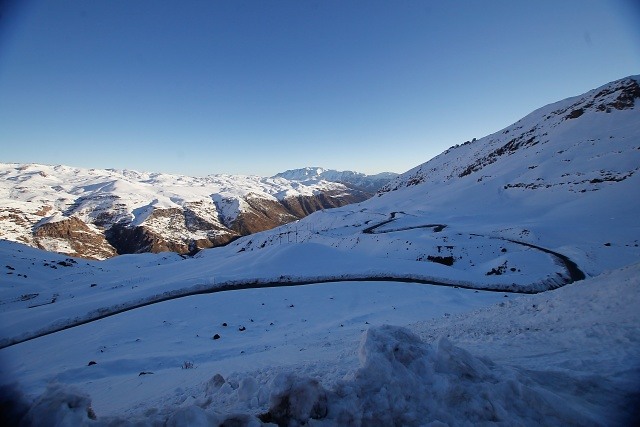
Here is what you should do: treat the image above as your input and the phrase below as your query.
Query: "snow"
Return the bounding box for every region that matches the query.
[1,76,639,425]
[0,243,638,425]
[274,167,398,192]
[0,163,356,257]
[1,263,638,425]
[0,226,578,350]
[0,258,506,422]
[0,164,375,228]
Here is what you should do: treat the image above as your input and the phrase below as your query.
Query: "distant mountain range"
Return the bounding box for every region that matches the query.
[275,167,398,193]
[0,166,397,259]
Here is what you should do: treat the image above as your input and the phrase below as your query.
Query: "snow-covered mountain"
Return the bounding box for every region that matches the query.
[274,167,398,192]
[1,76,639,425]
[0,165,379,259]
[382,75,640,194]
[225,75,640,282]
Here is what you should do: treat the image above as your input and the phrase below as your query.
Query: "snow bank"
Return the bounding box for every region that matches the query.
[10,326,613,426]
[20,384,97,427]
[282,325,600,426]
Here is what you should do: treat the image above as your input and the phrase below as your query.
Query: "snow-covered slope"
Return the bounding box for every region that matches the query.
[0,165,372,259]
[0,243,637,425]
[274,167,398,192]
[383,75,640,194]
[1,75,639,425]
[1,75,636,338]
[238,76,640,279]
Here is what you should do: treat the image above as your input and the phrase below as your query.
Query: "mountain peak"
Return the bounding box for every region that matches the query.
[273,167,328,180]
[274,167,399,192]
[0,163,374,259]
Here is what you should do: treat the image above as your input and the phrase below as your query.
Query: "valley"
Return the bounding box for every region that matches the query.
[0,166,395,259]
[1,75,639,426]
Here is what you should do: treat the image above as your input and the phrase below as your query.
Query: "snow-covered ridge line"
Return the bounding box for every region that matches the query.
[0,163,393,258]
[274,167,398,192]
[381,75,640,193]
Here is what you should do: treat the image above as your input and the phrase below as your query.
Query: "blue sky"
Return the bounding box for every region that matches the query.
[1,0,639,176]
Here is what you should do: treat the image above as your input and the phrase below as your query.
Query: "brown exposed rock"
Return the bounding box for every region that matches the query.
[183,201,230,235]
[34,217,117,260]
[4,189,372,258]
[106,207,239,255]
[562,77,640,120]
[567,108,584,119]
[34,205,52,216]
[595,77,640,111]
[231,196,298,235]
[106,224,160,254]
[101,192,369,254]
[1,209,30,226]
[231,192,369,236]
[280,191,369,218]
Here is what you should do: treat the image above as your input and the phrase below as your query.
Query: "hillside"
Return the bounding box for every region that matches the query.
[382,75,640,193]
[0,165,394,259]
[237,76,640,279]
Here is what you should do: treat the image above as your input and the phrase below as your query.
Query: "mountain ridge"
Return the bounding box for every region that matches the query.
[2,75,638,264]
[1,75,639,424]
[381,75,640,193]
[0,164,395,259]
[274,167,398,192]
[224,75,640,279]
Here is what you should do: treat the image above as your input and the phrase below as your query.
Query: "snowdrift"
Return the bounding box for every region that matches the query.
[5,323,634,426]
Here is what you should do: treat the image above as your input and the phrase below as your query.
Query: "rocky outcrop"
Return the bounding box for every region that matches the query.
[230,196,298,236]
[102,192,364,256]
[15,190,369,259]
[3,192,368,259]
[34,217,117,259]
[228,191,370,236]
[280,191,369,218]
[106,207,240,255]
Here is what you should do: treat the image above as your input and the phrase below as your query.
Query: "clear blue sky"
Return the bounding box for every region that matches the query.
[1,0,639,176]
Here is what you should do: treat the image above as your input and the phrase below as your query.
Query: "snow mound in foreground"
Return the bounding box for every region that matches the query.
[260,325,597,426]
[7,326,614,426]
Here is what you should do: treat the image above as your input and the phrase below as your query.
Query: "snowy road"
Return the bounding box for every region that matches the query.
[0,214,588,350]
[0,280,508,418]
[364,212,586,283]
[0,277,520,349]
[3,266,637,425]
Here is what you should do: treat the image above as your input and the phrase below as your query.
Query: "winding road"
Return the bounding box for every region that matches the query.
[0,213,586,350]
[364,212,585,283]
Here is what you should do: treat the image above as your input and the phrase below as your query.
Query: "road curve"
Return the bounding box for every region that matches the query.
[364,213,586,284]
[0,214,586,350]
[0,274,539,350]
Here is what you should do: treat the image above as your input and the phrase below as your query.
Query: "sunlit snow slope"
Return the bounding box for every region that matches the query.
[1,76,638,347]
